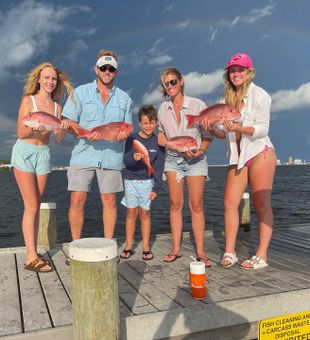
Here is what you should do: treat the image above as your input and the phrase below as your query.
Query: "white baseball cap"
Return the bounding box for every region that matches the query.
[96,55,118,69]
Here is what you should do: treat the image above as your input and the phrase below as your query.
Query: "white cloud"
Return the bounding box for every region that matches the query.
[243,3,276,24]
[208,27,218,44]
[0,1,90,80]
[142,88,163,107]
[177,20,191,29]
[226,2,275,28]
[148,54,173,66]
[271,82,310,112]
[183,70,223,97]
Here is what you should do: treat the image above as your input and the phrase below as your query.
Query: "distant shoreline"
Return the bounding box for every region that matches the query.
[1,163,310,172]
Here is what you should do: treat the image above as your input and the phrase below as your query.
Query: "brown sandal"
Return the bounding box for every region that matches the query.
[24,257,53,273]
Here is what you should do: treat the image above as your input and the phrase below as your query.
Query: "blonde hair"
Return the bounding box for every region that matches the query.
[97,49,118,60]
[223,68,256,110]
[160,67,184,98]
[23,62,74,103]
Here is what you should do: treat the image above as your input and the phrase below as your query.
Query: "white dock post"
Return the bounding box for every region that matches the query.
[38,202,57,249]
[239,192,251,231]
[69,238,120,340]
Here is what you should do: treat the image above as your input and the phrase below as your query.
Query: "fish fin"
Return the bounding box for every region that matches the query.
[68,122,88,138]
[186,114,195,127]
[148,166,155,176]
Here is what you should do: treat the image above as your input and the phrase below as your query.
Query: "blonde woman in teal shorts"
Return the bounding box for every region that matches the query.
[11,62,74,273]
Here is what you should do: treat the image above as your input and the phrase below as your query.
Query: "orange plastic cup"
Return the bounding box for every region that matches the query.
[190,261,206,299]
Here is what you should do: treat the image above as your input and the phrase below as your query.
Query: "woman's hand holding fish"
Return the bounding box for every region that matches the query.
[185,148,205,159]
[60,119,71,130]
[32,124,47,134]
[133,152,143,161]
[223,119,241,132]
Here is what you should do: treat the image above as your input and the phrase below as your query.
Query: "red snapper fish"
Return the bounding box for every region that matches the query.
[133,139,155,175]
[86,122,133,141]
[166,136,198,152]
[22,111,87,137]
[186,104,241,129]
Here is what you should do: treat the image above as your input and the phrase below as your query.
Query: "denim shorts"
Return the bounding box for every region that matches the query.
[11,139,52,175]
[121,179,153,211]
[164,154,209,183]
[67,165,124,194]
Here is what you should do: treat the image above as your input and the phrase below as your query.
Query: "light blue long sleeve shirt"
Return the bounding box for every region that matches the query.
[62,80,133,170]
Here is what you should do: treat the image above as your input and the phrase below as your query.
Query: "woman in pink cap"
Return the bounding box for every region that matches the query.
[204,53,276,269]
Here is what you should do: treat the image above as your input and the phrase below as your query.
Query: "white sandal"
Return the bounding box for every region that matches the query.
[240,255,268,270]
[220,252,238,267]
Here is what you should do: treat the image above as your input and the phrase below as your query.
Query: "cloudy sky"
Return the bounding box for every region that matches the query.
[1,0,309,165]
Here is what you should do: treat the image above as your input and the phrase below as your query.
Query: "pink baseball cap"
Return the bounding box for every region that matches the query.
[224,53,253,70]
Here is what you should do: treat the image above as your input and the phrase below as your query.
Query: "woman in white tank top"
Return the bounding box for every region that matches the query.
[11,62,74,273]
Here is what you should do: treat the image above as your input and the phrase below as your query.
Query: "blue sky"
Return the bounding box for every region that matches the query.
[1,0,309,165]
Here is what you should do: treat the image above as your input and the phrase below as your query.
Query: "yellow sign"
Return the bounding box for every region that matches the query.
[259,311,310,340]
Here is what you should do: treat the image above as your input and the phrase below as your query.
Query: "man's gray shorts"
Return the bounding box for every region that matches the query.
[67,165,124,194]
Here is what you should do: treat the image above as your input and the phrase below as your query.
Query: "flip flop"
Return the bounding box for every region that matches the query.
[196,256,212,268]
[142,250,154,261]
[24,257,53,273]
[119,249,135,260]
[240,255,268,270]
[164,253,182,263]
[220,252,238,268]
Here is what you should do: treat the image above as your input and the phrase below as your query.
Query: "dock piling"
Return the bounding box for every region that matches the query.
[69,238,120,340]
[38,202,57,249]
[239,192,251,231]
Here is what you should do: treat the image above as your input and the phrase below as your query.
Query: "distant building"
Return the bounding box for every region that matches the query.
[288,156,293,164]
[293,159,303,165]
[276,159,281,165]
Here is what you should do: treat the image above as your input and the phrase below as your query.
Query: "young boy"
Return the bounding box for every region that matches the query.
[120,105,165,260]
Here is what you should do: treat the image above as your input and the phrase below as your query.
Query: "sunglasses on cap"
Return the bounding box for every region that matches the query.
[98,65,116,73]
[164,79,178,87]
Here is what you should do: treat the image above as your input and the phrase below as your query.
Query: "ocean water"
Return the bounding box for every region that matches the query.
[0,165,309,248]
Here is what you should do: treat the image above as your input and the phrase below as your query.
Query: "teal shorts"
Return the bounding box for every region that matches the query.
[11,139,52,175]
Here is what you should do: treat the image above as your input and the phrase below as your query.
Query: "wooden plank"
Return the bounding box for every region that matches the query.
[118,276,157,315]
[0,253,21,336]
[47,246,71,298]
[38,259,72,327]
[15,253,51,332]
[118,261,181,312]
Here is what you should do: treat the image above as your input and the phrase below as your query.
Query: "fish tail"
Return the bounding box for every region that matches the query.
[186,114,195,127]
[148,165,155,176]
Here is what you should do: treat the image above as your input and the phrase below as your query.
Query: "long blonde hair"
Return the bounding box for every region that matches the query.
[223,68,256,110]
[23,62,74,103]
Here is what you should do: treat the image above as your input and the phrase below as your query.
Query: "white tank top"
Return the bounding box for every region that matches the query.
[30,95,58,116]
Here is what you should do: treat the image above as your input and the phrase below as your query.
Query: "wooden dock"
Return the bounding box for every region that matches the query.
[0,224,310,339]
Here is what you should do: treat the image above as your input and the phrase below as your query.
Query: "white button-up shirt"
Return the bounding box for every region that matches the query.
[158,95,212,156]
[226,82,274,169]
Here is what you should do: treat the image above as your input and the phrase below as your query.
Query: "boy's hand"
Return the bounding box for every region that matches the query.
[133,152,143,161]
[149,192,157,200]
